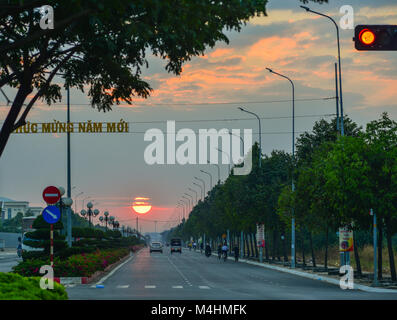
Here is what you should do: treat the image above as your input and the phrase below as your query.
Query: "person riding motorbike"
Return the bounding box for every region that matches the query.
[217,243,222,259]
[221,242,228,261]
[233,244,239,262]
[205,243,211,257]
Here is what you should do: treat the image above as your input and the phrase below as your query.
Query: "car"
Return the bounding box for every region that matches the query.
[21,232,44,252]
[170,238,182,254]
[150,242,163,253]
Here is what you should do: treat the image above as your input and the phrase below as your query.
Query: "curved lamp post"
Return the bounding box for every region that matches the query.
[300,5,344,136]
[238,107,261,168]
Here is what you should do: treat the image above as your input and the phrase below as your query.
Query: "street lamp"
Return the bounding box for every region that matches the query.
[194,176,206,198]
[200,170,213,189]
[74,192,84,214]
[300,5,344,136]
[185,191,195,207]
[188,188,198,203]
[238,107,261,168]
[216,147,231,174]
[103,211,110,230]
[207,160,221,184]
[80,202,99,227]
[266,67,295,268]
[183,194,193,211]
[229,131,245,158]
[82,196,90,210]
[192,182,203,201]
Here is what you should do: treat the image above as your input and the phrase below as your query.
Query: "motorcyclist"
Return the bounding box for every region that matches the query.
[221,242,228,261]
[217,243,222,259]
[205,243,211,257]
[233,244,239,262]
[17,236,22,258]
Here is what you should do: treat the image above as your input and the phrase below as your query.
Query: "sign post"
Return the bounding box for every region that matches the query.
[339,226,354,267]
[256,223,265,263]
[42,186,61,269]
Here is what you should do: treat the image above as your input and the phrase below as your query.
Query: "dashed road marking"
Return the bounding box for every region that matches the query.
[167,256,193,287]
[172,285,183,289]
[199,286,210,289]
[117,285,130,288]
[145,285,156,289]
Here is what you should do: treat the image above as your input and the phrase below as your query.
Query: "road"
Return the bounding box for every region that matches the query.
[66,248,397,300]
[0,250,20,272]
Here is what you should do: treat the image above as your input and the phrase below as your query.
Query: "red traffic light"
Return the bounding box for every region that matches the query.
[354,25,397,51]
[359,28,375,45]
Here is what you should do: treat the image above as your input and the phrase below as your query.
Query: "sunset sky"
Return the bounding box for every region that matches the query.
[1,0,396,233]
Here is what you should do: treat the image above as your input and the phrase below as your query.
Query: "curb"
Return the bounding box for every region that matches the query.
[198,250,397,293]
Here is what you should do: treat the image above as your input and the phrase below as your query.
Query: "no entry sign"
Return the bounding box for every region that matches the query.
[42,186,61,204]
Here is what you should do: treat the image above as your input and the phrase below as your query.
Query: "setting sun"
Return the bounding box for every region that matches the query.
[132,197,152,215]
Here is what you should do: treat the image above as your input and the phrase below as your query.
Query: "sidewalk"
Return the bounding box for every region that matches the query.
[193,249,397,293]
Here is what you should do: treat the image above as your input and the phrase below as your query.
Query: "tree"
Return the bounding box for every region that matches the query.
[363,113,397,280]
[0,0,269,157]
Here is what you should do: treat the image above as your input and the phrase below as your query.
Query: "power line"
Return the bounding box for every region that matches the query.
[0,96,336,108]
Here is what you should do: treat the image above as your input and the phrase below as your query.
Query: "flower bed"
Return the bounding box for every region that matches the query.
[13,248,129,277]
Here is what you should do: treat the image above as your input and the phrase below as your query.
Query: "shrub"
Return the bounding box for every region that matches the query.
[0,272,68,300]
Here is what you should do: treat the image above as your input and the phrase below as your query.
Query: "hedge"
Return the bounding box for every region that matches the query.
[0,272,68,300]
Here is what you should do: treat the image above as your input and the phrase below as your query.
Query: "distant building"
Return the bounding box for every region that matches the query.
[0,197,43,220]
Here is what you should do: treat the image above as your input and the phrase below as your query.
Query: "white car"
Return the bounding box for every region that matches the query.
[150,242,163,253]
[21,232,44,252]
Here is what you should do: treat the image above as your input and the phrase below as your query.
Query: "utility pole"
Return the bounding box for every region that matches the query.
[136,217,138,234]
[66,86,72,248]
[371,209,378,286]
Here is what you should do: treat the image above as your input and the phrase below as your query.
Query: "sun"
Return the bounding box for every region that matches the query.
[132,197,152,215]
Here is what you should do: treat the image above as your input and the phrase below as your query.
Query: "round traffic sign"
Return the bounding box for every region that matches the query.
[42,186,61,204]
[42,206,61,224]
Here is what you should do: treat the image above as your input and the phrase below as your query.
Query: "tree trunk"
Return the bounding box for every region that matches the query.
[386,221,396,281]
[309,232,316,267]
[249,233,254,258]
[301,231,306,266]
[245,233,250,258]
[272,230,277,261]
[253,233,259,258]
[378,222,383,280]
[324,226,329,269]
[0,85,32,158]
[353,234,362,277]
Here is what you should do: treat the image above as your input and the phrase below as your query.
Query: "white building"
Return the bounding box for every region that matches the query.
[0,197,43,220]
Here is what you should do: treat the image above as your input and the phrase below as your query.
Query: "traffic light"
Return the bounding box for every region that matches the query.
[354,25,397,51]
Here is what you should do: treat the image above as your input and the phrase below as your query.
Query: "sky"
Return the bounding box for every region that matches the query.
[0,0,396,233]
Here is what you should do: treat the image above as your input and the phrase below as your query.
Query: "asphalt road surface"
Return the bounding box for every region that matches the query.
[0,250,21,272]
[66,248,397,300]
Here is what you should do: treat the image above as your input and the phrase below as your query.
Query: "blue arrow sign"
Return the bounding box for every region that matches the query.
[42,206,61,224]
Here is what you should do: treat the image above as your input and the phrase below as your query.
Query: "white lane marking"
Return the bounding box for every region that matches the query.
[117,285,130,288]
[91,285,96,288]
[64,284,75,288]
[145,285,156,289]
[199,286,210,289]
[96,253,134,285]
[167,256,193,287]
[172,285,183,289]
